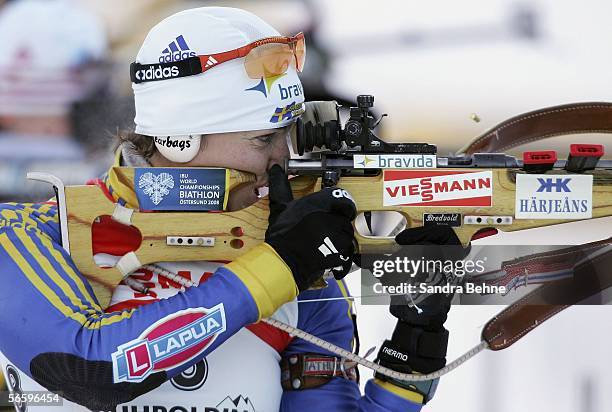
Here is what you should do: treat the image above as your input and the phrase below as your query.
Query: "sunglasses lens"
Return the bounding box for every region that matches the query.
[295,36,306,72]
[244,43,295,79]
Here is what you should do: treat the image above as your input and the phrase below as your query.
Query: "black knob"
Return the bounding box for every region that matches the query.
[357,95,374,109]
[344,120,362,146]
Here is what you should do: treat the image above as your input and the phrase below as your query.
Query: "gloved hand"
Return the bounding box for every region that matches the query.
[374,225,468,403]
[265,165,357,292]
[388,225,467,328]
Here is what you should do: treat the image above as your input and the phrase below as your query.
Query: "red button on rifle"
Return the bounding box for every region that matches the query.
[231,226,244,237]
[522,151,557,173]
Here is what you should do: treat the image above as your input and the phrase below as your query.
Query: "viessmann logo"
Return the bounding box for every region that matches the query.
[383,170,493,207]
[112,305,226,383]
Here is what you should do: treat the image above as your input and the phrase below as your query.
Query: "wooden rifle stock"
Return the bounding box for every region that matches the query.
[61,166,612,306]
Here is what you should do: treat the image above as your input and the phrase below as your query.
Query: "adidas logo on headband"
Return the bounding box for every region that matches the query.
[159,35,196,63]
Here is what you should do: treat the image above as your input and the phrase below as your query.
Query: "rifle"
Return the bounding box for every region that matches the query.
[28,96,612,381]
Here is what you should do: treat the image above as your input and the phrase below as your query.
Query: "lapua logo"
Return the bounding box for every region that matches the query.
[155,136,192,151]
[383,170,493,207]
[112,305,226,383]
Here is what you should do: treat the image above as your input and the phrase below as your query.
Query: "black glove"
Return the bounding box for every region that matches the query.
[388,225,467,328]
[265,165,357,292]
[374,225,468,402]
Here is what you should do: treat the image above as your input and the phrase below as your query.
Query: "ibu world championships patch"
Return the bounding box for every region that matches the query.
[135,168,228,211]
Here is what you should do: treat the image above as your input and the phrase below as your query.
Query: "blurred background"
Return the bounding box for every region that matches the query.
[0,0,611,411]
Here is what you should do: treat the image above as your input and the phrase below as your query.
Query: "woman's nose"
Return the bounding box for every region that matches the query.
[267,138,290,171]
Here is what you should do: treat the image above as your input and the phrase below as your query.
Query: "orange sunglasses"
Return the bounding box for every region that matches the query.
[131,32,306,84]
[202,32,306,78]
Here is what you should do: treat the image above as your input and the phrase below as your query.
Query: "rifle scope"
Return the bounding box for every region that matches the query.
[295,95,436,155]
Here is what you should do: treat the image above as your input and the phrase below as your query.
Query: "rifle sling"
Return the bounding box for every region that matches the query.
[482,239,612,351]
[460,102,612,155]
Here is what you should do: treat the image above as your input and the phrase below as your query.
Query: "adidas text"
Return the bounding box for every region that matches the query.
[159,35,196,63]
[136,65,180,82]
[159,50,196,63]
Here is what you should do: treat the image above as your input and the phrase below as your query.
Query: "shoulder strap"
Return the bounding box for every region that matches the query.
[482,239,612,351]
[459,102,612,155]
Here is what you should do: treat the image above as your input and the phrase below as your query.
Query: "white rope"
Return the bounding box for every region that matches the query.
[135,263,489,381]
[143,264,191,289]
[263,317,488,382]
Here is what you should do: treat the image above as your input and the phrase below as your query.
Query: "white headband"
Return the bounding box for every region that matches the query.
[132,7,305,162]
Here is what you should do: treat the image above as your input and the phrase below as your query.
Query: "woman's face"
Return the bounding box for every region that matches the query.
[149,126,291,211]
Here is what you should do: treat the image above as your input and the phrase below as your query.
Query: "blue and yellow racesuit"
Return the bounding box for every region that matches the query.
[0,197,425,411]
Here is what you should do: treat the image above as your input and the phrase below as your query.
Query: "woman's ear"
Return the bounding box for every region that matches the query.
[153,135,202,163]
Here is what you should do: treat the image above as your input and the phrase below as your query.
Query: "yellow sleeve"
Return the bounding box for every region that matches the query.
[374,379,425,404]
[225,243,298,319]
